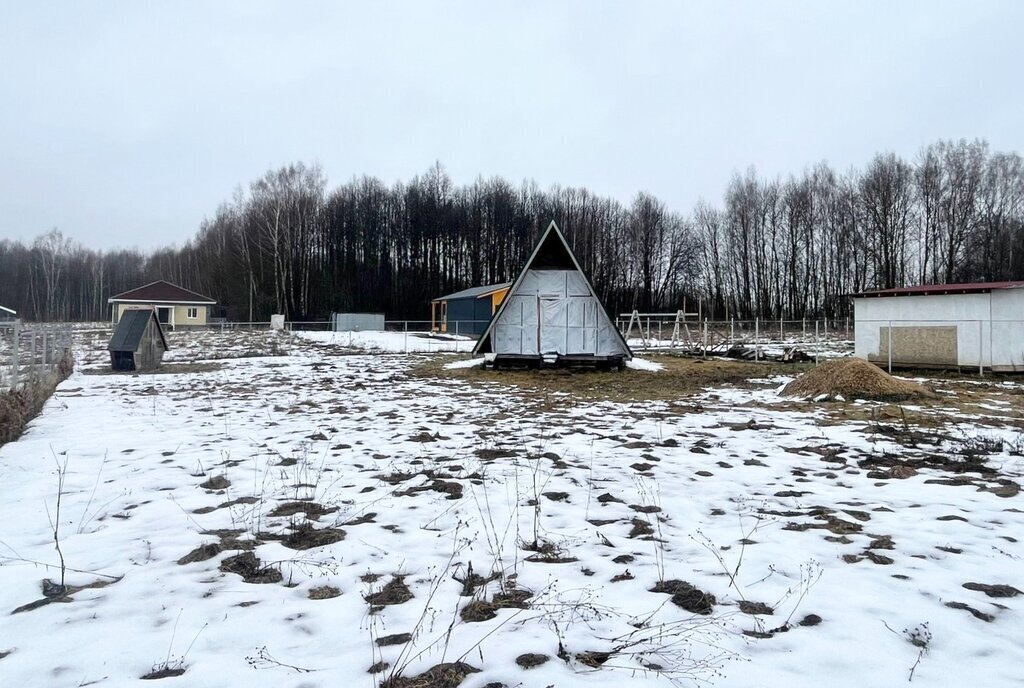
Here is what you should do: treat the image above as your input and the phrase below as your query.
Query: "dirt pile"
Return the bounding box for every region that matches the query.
[781,357,935,401]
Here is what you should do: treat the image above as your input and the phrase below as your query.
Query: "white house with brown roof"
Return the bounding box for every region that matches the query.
[852,280,1024,372]
[108,280,216,330]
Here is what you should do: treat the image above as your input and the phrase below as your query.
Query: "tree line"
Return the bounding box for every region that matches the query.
[2,138,1022,323]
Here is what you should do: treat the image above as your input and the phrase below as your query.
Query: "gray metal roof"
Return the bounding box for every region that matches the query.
[432,282,512,302]
[108,309,168,352]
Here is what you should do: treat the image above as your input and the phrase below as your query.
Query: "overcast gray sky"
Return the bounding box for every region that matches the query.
[2,1,1021,251]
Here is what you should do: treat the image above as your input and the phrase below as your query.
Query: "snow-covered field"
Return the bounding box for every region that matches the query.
[1,329,1022,687]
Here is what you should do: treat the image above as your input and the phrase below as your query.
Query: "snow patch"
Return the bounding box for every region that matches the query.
[444,357,485,370]
[626,357,663,371]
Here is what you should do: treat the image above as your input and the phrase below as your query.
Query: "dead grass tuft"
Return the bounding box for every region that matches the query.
[380,662,480,688]
[269,501,338,519]
[219,552,282,584]
[308,585,341,600]
[365,576,413,607]
[281,522,345,550]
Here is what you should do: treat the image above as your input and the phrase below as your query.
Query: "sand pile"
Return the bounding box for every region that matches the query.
[781,357,935,401]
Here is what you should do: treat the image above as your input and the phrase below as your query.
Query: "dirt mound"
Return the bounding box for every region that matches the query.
[781,358,935,401]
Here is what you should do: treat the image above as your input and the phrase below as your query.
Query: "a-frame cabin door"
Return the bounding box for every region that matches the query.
[540,296,598,355]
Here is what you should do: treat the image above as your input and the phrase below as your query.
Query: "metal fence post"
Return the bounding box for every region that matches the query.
[779,316,783,342]
[703,318,708,358]
[887,320,893,374]
[11,320,19,389]
[979,319,984,377]
[814,320,819,365]
[755,317,760,361]
[404,321,408,354]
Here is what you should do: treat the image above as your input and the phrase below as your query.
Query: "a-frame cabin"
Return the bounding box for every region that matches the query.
[473,221,632,368]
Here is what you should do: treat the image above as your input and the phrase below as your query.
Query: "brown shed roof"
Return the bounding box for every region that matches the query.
[108,280,216,304]
[852,281,1024,298]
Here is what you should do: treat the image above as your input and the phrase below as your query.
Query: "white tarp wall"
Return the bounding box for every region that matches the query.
[854,289,1024,370]
[491,270,627,357]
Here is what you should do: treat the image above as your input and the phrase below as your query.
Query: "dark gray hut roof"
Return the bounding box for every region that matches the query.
[108,309,169,352]
[432,282,512,302]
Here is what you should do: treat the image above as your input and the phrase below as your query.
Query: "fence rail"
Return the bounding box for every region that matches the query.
[617,316,852,360]
[0,321,73,392]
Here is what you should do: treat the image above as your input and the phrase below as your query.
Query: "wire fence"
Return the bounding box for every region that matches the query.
[208,317,855,358]
[0,321,74,392]
[616,315,853,361]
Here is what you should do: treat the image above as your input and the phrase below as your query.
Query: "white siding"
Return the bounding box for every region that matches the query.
[854,288,1024,370]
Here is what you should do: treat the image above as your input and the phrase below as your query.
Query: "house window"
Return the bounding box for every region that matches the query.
[187,307,198,319]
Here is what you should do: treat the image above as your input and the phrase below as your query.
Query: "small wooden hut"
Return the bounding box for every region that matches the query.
[431,283,511,335]
[108,308,169,371]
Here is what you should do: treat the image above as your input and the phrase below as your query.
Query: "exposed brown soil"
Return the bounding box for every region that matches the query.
[11,576,119,614]
[649,579,716,615]
[199,475,230,490]
[963,582,1021,598]
[515,653,549,669]
[84,361,224,376]
[781,357,936,401]
[376,633,412,647]
[177,542,222,565]
[412,355,807,405]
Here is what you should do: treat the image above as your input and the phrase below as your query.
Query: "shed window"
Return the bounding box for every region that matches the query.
[187,307,198,319]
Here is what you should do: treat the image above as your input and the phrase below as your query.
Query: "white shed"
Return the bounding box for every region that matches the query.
[852,281,1024,372]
